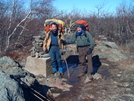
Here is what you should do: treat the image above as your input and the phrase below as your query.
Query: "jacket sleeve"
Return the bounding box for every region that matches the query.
[59,32,65,49]
[43,32,49,49]
[65,32,76,44]
[86,31,95,49]
[60,32,64,40]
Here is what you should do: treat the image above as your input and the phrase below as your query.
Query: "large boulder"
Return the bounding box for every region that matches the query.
[3,67,36,88]
[0,70,25,101]
[0,56,36,92]
[0,56,18,70]
[99,41,118,49]
[4,67,27,76]
[94,41,129,61]
[109,49,128,60]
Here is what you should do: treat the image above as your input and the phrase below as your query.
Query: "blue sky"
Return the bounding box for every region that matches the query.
[53,0,133,13]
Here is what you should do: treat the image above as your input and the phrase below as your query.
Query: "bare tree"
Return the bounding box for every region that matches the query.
[1,0,55,52]
[5,0,31,51]
[60,8,83,34]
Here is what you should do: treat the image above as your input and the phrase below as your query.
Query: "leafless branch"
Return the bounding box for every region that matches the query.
[126,20,134,35]
[14,18,32,48]
[5,11,31,51]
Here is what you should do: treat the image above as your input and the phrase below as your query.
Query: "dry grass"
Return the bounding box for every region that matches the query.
[1,49,30,61]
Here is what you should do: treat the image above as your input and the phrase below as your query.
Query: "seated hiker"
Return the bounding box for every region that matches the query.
[61,23,95,83]
[43,22,64,77]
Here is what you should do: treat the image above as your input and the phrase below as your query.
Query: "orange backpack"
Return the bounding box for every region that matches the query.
[76,20,89,32]
[44,19,65,33]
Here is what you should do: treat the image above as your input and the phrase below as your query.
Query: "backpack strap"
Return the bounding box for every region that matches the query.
[84,31,87,37]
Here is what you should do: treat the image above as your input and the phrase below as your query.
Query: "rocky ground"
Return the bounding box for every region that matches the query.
[55,58,134,101]
[54,41,134,101]
[0,41,134,101]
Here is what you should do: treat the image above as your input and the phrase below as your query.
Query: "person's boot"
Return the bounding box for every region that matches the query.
[59,72,64,78]
[83,74,93,84]
[54,71,63,78]
[78,67,87,78]
[52,71,57,77]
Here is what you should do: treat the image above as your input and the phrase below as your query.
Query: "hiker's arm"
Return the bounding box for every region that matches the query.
[65,32,76,44]
[87,32,95,49]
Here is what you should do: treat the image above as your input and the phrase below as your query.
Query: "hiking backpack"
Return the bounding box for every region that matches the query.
[75,20,89,32]
[75,20,89,38]
[44,19,65,33]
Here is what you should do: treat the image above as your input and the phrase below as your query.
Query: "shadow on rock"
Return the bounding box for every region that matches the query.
[62,55,79,74]
[10,75,52,101]
[91,55,102,74]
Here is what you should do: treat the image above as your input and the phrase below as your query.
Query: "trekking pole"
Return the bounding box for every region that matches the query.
[31,92,44,101]
[61,47,70,78]
[69,64,77,76]
[63,54,70,78]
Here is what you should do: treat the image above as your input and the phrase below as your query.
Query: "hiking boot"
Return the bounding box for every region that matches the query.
[52,71,57,77]
[83,75,93,84]
[92,73,102,80]
[78,66,87,78]
[53,71,63,78]
[52,71,57,74]
[59,72,64,78]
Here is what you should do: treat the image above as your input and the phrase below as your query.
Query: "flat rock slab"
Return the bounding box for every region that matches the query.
[25,56,52,77]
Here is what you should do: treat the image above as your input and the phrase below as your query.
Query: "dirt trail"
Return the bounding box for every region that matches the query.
[55,57,134,101]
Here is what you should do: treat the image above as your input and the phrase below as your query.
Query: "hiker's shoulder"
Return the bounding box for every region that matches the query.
[85,31,92,36]
[85,31,90,34]
[72,31,77,36]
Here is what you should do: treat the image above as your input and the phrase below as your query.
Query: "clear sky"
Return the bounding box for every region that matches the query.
[53,0,133,13]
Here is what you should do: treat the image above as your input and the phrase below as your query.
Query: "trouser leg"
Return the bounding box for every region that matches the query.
[49,47,58,72]
[78,47,87,76]
[55,47,63,73]
[78,46,93,78]
[87,53,93,75]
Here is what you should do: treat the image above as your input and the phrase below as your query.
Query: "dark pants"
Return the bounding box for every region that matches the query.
[78,46,93,75]
[49,46,63,72]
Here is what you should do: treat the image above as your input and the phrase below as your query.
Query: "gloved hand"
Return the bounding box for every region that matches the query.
[87,48,93,55]
[60,39,66,45]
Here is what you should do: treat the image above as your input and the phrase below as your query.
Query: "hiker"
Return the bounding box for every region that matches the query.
[61,24,95,83]
[43,22,64,77]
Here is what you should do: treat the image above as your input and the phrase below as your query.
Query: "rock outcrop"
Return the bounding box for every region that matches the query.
[0,56,19,70]
[0,56,37,101]
[94,41,129,61]
[0,71,25,101]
